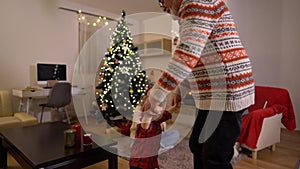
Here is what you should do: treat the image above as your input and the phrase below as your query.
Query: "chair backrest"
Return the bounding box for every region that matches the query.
[47,80,58,87]
[46,82,72,108]
[0,90,14,117]
[248,86,291,112]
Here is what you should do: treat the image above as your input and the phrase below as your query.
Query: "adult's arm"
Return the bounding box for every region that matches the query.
[149,0,226,104]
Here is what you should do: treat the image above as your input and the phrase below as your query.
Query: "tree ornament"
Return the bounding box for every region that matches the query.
[101,103,107,111]
[129,89,134,94]
[123,45,130,54]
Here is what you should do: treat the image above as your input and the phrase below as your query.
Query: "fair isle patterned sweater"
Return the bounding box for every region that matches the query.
[151,0,255,111]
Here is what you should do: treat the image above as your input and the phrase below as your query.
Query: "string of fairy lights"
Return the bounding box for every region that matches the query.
[77,10,109,27]
[59,7,117,30]
[59,7,180,37]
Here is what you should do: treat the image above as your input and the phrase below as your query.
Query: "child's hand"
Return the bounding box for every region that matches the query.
[154,106,163,114]
[167,103,179,113]
[141,106,163,129]
[141,95,161,112]
[147,105,163,116]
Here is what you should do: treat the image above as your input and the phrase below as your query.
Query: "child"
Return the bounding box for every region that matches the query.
[129,92,177,169]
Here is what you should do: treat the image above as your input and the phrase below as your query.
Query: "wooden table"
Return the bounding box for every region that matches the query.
[0,122,118,169]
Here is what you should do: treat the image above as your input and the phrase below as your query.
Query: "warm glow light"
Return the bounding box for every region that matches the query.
[95,12,149,122]
[76,12,111,27]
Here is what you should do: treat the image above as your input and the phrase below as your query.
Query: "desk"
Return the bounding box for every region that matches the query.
[12,87,91,124]
[12,88,50,113]
[0,122,118,169]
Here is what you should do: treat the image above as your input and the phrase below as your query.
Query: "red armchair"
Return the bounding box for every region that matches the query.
[237,86,296,159]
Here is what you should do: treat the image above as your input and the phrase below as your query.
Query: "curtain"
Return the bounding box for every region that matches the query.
[78,15,106,51]
[73,14,114,87]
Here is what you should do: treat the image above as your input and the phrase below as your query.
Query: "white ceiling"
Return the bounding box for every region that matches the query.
[65,0,162,15]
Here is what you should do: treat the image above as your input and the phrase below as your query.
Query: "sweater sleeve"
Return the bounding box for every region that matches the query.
[150,0,227,102]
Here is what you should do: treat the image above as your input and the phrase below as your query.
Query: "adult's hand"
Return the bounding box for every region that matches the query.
[141,96,161,114]
[171,93,181,107]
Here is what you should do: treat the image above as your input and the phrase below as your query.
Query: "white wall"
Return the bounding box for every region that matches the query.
[229,0,283,85]
[0,0,77,89]
[280,0,300,130]
[0,0,119,90]
[0,0,119,117]
[229,0,300,130]
[138,14,173,70]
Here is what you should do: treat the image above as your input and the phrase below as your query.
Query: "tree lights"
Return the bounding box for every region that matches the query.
[95,10,149,127]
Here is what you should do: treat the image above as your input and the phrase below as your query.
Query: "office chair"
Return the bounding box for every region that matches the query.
[46,79,58,88]
[39,82,72,124]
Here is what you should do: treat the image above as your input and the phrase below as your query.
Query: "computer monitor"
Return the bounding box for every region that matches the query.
[37,63,67,85]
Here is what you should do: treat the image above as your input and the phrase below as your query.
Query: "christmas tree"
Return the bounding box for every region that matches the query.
[95,10,149,130]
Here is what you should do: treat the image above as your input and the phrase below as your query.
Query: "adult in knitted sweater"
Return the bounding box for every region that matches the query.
[143,0,255,169]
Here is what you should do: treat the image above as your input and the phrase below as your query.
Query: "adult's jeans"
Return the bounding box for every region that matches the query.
[189,109,244,169]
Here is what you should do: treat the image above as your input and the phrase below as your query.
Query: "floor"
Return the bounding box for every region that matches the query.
[6,104,300,169]
[7,129,300,169]
[77,104,196,159]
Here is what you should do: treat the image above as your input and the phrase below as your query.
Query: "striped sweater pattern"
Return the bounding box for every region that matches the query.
[152,0,255,111]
